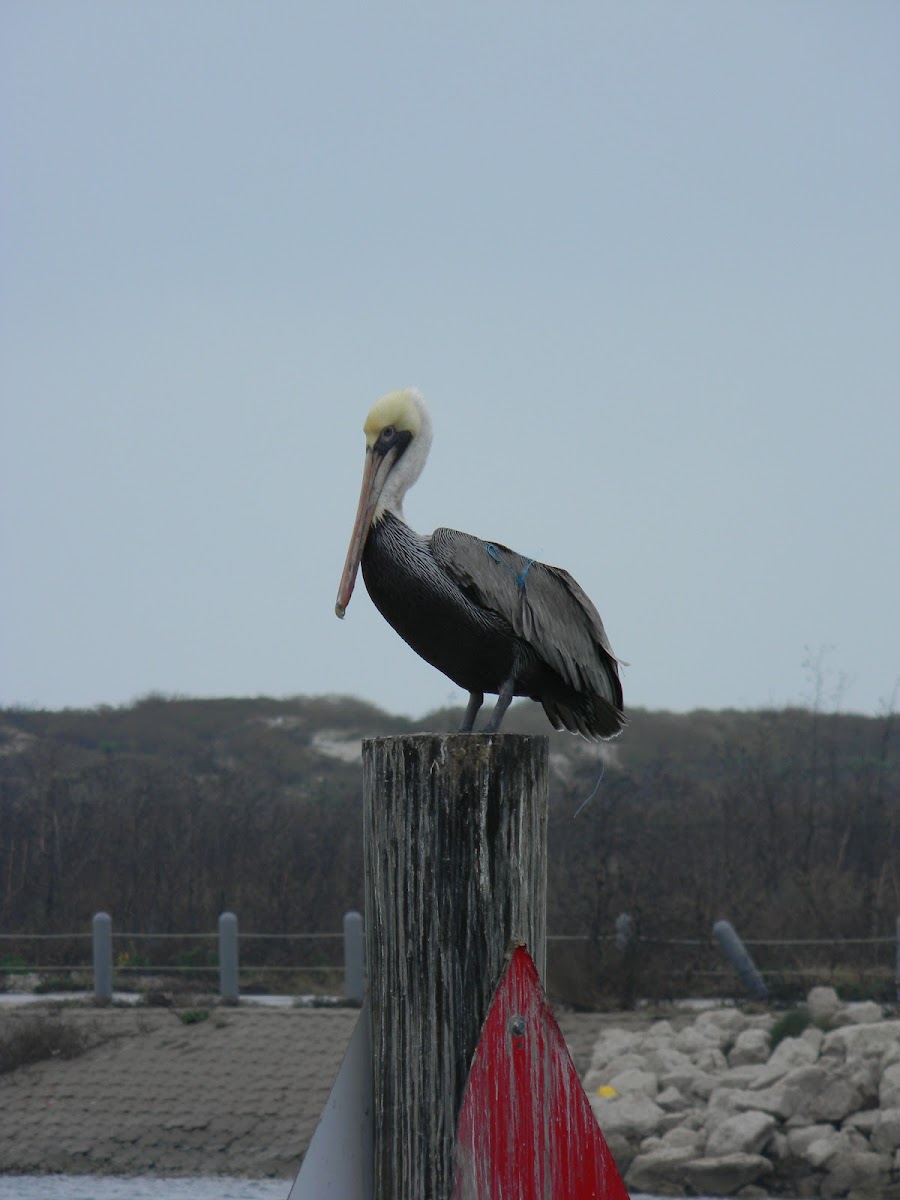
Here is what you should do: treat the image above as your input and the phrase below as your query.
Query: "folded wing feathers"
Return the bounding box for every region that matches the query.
[433,529,623,729]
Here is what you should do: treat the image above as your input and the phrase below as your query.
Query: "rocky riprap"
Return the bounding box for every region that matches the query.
[587,987,900,1198]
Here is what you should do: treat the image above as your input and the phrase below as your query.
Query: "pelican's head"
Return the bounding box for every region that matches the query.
[335,388,433,618]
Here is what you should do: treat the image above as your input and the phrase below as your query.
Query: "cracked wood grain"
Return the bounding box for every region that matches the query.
[363,734,548,1200]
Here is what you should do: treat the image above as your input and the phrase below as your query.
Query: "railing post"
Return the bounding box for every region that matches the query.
[614,911,634,951]
[363,734,548,1200]
[615,911,637,1008]
[713,918,769,1001]
[219,911,239,1004]
[343,910,365,1004]
[92,912,113,1003]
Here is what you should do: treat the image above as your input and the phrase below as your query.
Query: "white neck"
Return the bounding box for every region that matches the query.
[375,399,433,523]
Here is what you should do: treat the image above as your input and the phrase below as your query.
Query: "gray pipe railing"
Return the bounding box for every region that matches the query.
[2,916,897,1002]
[88,911,365,1003]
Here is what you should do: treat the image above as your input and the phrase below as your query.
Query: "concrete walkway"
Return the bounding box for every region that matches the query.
[0,1002,613,1177]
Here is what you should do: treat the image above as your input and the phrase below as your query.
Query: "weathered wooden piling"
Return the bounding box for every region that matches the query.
[362,733,548,1200]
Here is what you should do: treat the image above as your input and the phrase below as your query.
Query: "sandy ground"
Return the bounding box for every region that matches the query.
[0,1001,645,1178]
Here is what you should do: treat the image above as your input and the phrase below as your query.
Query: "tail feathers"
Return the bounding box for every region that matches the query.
[542,692,627,742]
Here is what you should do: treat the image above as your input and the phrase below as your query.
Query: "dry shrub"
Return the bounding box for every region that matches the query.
[0,1015,89,1073]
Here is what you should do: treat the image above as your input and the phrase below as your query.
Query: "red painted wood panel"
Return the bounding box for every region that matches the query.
[452,946,630,1200]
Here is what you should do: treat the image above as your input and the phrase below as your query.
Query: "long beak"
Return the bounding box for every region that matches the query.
[335,446,397,617]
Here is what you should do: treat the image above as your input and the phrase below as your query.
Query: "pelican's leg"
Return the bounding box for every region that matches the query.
[459,691,483,732]
[482,678,515,734]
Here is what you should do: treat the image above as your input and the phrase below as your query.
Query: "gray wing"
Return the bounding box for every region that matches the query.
[430,527,623,716]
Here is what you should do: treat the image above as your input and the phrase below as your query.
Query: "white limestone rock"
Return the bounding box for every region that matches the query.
[801,1023,824,1052]
[658,1108,694,1134]
[674,1024,721,1058]
[694,1045,729,1073]
[821,1148,892,1195]
[777,1034,823,1068]
[870,1106,900,1153]
[766,1128,789,1162]
[683,1152,772,1194]
[845,1126,874,1153]
[675,1107,706,1131]
[693,1008,749,1050]
[588,1028,642,1070]
[881,1062,900,1108]
[655,1085,691,1112]
[705,1110,777,1158]
[732,1064,829,1120]
[802,1127,849,1169]
[847,1056,882,1107]
[592,1050,646,1077]
[719,1064,768,1089]
[583,1051,644,1095]
[821,1019,900,1064]
[660,1123,705,1151]
[750,1032,821,1089]
[582,1001,900,1197]
[643,1045,694,1076]
[731,1085,784,1118]
[728,1027,771,1066]
[625,1145,695,1192]
[645,1018,676,1041]
[637,1133,662,1153]
[806,1069,869,1123]
[600,1130,634,1175]
[703,1087,743,1139]
[786,1122,841,1159]
[658,1064,719,1101]
[743,1059,867,1124]
[589,1092,666,1141]
[832,1000,884,1027]
[842,1109,882,1136]
[606,1066,658,1097]
[807,985,841,1027]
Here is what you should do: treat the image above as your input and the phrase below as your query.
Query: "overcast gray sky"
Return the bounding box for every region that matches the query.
[2,3,898,720]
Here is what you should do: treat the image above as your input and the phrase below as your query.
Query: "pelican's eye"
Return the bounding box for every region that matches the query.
[380,426,395,441]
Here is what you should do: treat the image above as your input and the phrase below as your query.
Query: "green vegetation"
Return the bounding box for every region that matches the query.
[769,1008,812,1050]
[0,694,896,1005]
[0,954,28,974]
[178,1008,210,1025]
[175,946,217,971]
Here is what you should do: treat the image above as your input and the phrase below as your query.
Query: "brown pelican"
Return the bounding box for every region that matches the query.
[335,389,625,739]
